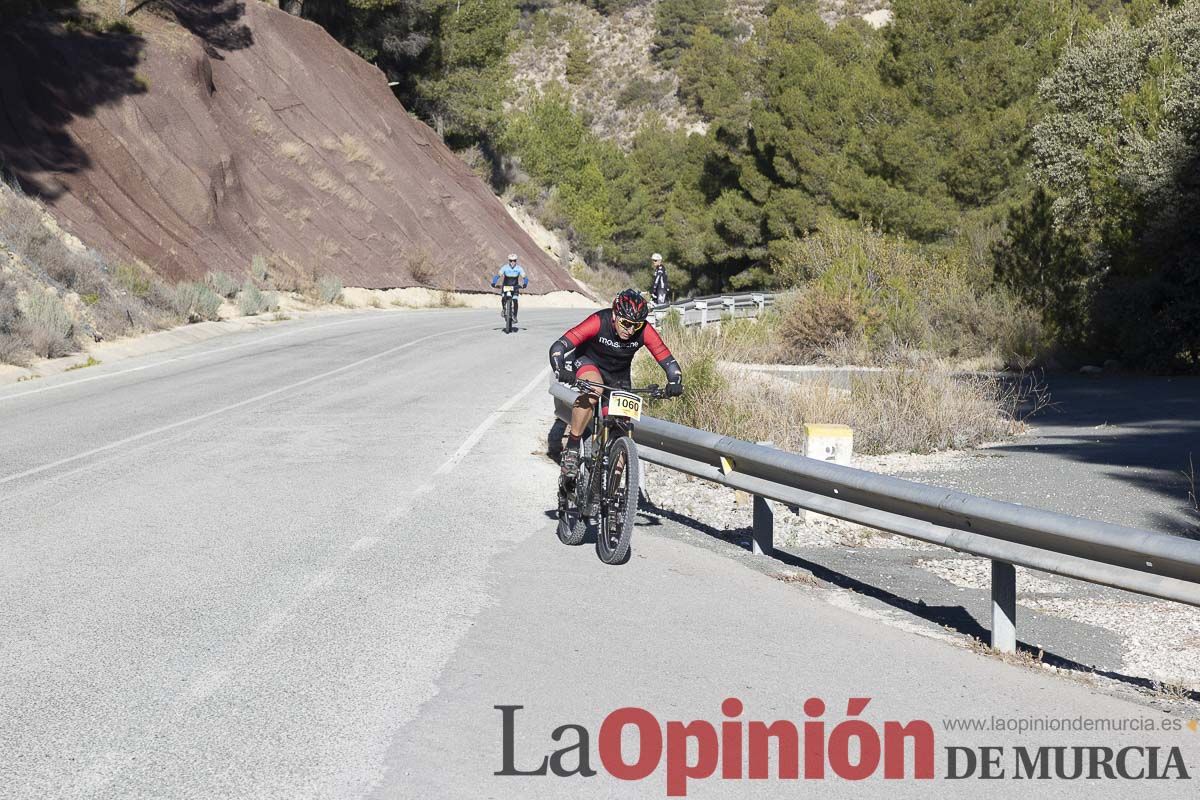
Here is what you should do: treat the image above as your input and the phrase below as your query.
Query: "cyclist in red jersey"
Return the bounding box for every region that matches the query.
[549,289,683,475]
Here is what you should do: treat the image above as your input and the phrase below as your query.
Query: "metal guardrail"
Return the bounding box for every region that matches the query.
[549,383,1200,653]
[649,293,775,328]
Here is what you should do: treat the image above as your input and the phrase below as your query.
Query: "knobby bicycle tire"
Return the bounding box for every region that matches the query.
[597,435,638,564]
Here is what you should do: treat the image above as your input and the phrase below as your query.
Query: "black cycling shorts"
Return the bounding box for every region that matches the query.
[573,356,631,391]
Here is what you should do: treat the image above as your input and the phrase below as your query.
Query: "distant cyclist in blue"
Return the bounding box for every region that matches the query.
[491,253,529,323]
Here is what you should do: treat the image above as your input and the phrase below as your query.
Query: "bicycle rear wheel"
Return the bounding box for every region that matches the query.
[596,435,637,564]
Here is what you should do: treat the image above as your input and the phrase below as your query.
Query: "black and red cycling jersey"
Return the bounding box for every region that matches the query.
[549,308,682,387]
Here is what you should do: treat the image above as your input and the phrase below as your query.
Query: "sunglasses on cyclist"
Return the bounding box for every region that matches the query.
[615,316,644,333]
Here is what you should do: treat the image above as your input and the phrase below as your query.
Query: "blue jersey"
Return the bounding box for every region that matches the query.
[495,263,527,287]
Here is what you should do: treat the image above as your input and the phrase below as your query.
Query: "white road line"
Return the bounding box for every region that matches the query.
[0,323,489,486]
[434,367,550,476]
[0,310,427,403]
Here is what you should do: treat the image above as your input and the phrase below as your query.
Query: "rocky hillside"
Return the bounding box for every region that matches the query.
[508,0,890,147]
[0,0,576,292]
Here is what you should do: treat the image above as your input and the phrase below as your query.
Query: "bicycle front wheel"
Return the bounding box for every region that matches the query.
[557,488,586,546]
[597,435,638,564]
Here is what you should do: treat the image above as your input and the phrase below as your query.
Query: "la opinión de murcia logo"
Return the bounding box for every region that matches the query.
[497,697,934,796]
[495,699,1193,796]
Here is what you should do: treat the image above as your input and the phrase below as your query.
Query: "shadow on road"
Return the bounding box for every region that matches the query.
[995,374,1200,537]
[639,499,1200,704]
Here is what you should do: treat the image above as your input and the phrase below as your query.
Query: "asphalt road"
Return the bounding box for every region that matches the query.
[893,372,1200,536]
[1,309,1197,798]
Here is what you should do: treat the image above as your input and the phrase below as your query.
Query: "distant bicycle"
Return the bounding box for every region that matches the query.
[491,254,527,334]
[556,380,666,564]
[499,283,519,333]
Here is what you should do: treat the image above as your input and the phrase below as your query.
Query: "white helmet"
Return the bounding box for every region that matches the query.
[507,253,518,262]
[651,253,663,263]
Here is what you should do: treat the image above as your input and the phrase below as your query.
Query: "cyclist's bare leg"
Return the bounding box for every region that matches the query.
[568,369,603,443]
[570,392,598,438]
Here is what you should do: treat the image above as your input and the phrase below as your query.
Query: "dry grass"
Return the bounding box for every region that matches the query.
[772,570,820,587]
[0,183,181,364]
[1186,454,1199,519]
[283,205,313,228]
[262,184,285,205]
[771,223,1050,367]
[407,250,438,287]
[1150,679,1196,703]
[205,270,239,299]
[280,141,310,166]
[320,133,387,181]
[21,290,76,358]
[635,319,1037,455]
[315,275,343,304]
[967,636,1047,667]
[237,281,278,316]
[308,165,371,212]
[251,254,269,282]
[570,259,634,300]
[315,236,341,263]
[173,282,222,322]
[248,111,274,137]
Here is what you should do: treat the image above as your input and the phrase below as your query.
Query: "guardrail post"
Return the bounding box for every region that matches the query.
[753,294,765,315]
[723,298,735,319]
[752,495,774,556]
[696,300,708,328]
[750,440,774,556]
[991,560,1017,653]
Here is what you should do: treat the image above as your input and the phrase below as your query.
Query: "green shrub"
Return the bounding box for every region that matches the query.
[205,270,239,299]
[103,17,136,35]
[173,282,222,323]
[21,290,75,358]
[316,275,343,304]
[115,263,152,298]
[0,275,29,365]
[616,76,670,110]
[238,281,278,316]
[251,254,269,282]
[565,28,593,84]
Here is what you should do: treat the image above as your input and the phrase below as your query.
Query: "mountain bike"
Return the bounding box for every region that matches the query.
[500,285,518,333]
[556,381,665,564]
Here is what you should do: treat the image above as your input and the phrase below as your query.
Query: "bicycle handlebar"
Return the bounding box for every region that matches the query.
[573,379,664,399]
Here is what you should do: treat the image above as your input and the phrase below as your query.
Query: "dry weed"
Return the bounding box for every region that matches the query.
[636,327,1032,455]
[280,141,310,166]
[283,206,312,228]
[407,250,438,286]
[1186,454,1199,518]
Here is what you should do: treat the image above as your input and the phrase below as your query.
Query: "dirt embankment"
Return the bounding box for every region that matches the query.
[0,1,577,292]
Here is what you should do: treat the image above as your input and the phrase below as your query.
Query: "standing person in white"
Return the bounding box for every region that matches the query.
[650,253,669,306]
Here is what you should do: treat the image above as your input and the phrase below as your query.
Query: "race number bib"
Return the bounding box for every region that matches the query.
[608,391,643,421]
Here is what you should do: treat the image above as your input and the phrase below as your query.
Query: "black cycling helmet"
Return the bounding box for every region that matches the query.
[612,288,649,322]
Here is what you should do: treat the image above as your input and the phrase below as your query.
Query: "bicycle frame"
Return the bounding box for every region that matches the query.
[571,381,659,516]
